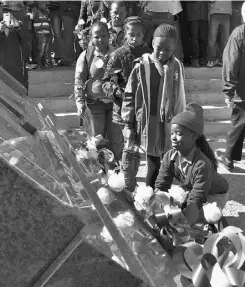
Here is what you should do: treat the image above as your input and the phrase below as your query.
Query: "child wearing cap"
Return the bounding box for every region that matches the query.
[155,103,229,225]
[121,23,186,189]
[103,16,152,192]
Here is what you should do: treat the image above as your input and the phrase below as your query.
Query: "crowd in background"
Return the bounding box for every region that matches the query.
[0,0,244,71]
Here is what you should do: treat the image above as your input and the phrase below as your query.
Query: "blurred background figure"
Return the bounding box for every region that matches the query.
[48,1,80,67]
[207,0,232,67]
[0,1,28,90]
[186,1,208,68]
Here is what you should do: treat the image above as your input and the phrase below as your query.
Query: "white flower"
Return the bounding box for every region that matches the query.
[95,58,104,69]
[97,187,115,205]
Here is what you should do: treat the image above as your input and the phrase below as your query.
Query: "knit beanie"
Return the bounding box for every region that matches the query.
[171,102,204,135]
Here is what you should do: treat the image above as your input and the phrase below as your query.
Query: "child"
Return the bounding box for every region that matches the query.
[107,1,128,48]
[103,16,152,192]
[155,103,229,225]
[74,21,123,161]
[32,2,52,69]
[121,24,186,189]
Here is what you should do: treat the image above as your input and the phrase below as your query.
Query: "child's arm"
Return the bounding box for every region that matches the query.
[184,160,213,225]
[121,65,140,128]
[154,152,174,192]
[102,54,125,101]
[74,51,88,116]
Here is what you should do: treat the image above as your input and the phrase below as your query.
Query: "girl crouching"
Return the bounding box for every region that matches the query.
[155,103,229,225]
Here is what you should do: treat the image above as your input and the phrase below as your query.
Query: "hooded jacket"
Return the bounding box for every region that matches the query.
[121,54,186,156]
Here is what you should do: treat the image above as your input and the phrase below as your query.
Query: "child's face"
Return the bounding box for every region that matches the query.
[171,124,197,154]
[91,26,109,50]
[110,3,127,27]
[125,25,144,47]
[152,36,176,64]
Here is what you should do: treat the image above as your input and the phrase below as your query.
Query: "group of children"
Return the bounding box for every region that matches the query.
[74,0,229,226]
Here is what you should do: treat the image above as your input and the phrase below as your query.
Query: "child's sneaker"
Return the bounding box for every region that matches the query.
[207,59,219,67]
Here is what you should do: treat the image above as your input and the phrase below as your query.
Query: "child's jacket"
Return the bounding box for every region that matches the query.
[102,42,152,124]
[155,148,229,207]
[74,45,115,106]
[121,54,186,156]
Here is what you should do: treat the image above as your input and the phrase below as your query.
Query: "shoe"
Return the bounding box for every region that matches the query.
[215,150,234,171]
[199,58,207,67]
[207,59,219,67]
[26,63,37,70]
[218,59,223,66]
[191,58,200,68]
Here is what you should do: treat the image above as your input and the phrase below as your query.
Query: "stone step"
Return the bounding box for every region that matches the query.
[34,96,77,113]
[54,107,231,138]
[203,105,231,121]
[185,67,222,79]
[28,67,223,100]
[204,120,231,137]
[33,90,225,114]
[53,105,231,130]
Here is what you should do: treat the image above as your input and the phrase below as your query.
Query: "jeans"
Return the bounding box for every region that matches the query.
[207,14,230,61]
[85,100,124,161]
[50,12,77,64]
[146,154,161,189]
[190,20,208,59]
[122,150,141,192]
[225,102,245,161]
[36,33,52,67]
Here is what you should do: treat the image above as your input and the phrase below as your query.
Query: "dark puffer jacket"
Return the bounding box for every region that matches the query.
[102,42,152,124]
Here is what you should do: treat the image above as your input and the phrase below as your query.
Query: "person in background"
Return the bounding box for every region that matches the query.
[107,1,128,48]
[103,16,152,192]
[186,1,208,68]
[155,103,229,225]
[207,0,232,68]
[215,3,245,171]
[49,1,80,67]
[0,1,28,90]
[32,1,52,69]
[180,1,191,66]
[138,0,184,62]
[121,24,186,189]
[78,0,109,29]
[74,22,123,162]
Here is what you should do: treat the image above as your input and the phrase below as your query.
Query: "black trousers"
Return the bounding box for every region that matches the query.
[189,20,208,59]
[225,101,245,161]
[146,154,161,189]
